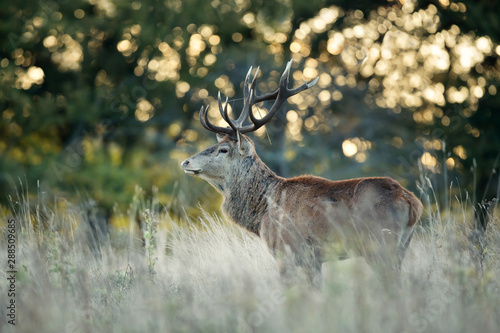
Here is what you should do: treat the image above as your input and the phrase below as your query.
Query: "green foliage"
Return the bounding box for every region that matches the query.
[0,0,499,217]
[141,208,159,277]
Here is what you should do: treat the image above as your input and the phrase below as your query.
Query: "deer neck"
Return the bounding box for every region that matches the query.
[221,155,281,235]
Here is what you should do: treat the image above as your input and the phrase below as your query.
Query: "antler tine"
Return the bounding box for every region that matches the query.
[218,92,238,134]
[252,60,293,104]
[217,91,227,120]
[198,60,317,137]
[244,59,318,132]
[249,66,260,96]
[199,105,233,135]
[236,66,260,128]
[286,75,319,96]
[243,66,253,104]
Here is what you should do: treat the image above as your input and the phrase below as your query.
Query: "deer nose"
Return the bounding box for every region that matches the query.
[181,160,189,168]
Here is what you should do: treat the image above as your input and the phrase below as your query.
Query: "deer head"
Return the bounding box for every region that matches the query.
[181,60,318,190]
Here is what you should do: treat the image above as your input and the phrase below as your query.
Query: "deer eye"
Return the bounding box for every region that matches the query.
[219,148,228,154]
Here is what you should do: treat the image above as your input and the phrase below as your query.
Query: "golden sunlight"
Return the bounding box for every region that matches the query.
[421,152,437,169]
[135,98,155,122]
[342,139,358,157]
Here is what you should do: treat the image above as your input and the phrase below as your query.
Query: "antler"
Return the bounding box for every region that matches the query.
[199,59,318,139]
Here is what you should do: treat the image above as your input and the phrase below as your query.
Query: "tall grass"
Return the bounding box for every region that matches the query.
[1,179,499,333]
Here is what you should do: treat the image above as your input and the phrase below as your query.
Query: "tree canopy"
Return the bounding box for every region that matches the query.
[1,0,499,221]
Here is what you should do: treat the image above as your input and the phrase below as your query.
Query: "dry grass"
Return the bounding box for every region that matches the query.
[1,182,499,333]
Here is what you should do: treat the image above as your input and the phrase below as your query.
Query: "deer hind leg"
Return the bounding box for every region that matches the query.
[366,202,415,284]
[362,228,402,290]
[396,226,415,272]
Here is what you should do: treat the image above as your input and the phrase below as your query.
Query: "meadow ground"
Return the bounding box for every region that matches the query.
[0,180,499,333]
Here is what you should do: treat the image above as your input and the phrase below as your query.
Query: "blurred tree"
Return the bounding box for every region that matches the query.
[0,0,498,226]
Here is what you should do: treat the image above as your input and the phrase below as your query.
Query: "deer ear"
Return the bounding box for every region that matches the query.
[236,131,252,156]
[216,133,226,142]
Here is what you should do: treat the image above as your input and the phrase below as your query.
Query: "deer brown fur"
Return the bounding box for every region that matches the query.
[181,61,423,288]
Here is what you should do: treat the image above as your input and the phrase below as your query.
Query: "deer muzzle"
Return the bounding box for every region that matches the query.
[181,159,201,175]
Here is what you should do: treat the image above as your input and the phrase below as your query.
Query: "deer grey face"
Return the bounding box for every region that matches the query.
[181,134,254,187]
[181,60,316,192]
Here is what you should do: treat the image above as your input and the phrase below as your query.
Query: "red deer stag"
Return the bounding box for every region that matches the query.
[181,60,422,288]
